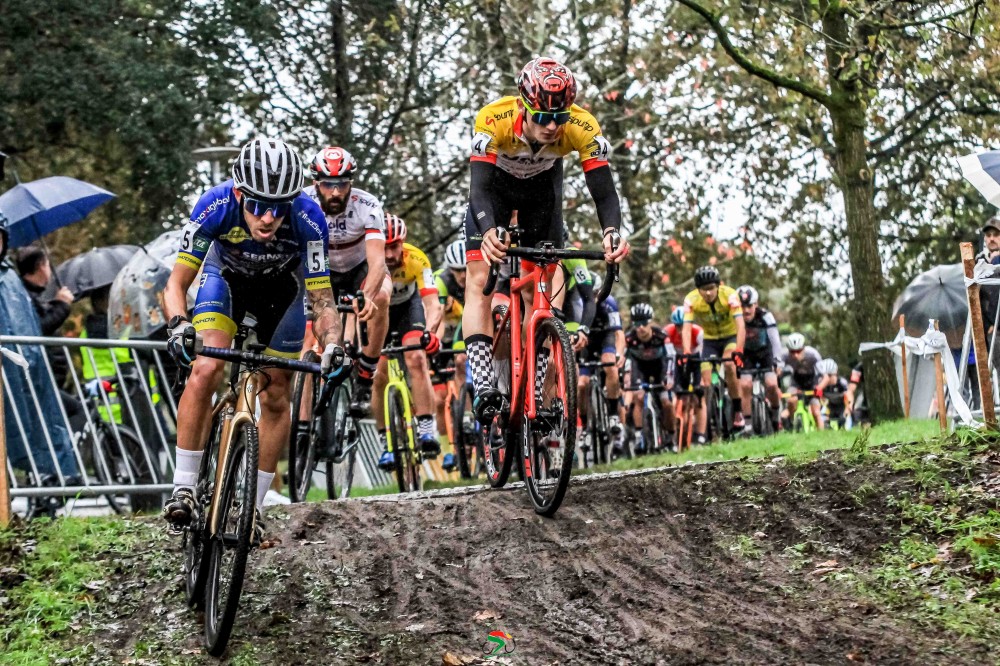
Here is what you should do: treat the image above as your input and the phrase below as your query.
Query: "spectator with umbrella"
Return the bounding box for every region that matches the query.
[0,210,81,505]
[14,244,74,335]
[976,216,1000,347]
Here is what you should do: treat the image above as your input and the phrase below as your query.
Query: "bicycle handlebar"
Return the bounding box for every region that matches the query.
[335,291,369,348]
[624,382,665,391]
[578,359,618,369]
[482,227,620,301]
[198,346,323,374]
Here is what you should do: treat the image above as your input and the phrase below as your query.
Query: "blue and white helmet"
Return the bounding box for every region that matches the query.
[445,240,466,269]
[231,138,304,200]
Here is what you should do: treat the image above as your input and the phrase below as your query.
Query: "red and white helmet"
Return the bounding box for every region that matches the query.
[308,146,357,180]
[517,57,577,112]
[385,212,407,243]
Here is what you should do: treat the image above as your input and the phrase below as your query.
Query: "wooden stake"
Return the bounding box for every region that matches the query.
[0,365,11,528]
[961,242,997,428]
[899,314,910,418]
[933,321,947,433]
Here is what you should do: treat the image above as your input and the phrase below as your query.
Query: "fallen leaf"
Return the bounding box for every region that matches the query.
[415,572,424,580]
[846,651,865,662]
[972,535,998,547]
[817,560,839,568]
[405,623,425,632]
[441,653,466,666]
[474,609,500,622]
[753,531,767,539]
[259,538,282,550]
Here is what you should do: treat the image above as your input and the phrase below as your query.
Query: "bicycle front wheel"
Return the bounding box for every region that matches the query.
[452,382,474,479]
[388,388,421,493]
[204,421,259,657]
[522,316,577,517]
[323,382,357,499]
[288,351,320,502]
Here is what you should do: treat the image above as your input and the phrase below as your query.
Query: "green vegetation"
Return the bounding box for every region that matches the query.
[0,517,143,665]
[587,418,939,474]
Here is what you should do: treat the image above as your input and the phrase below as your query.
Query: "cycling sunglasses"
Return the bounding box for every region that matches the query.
[521,97,572,126]
[241,194,293,218]
[316,177,352,192]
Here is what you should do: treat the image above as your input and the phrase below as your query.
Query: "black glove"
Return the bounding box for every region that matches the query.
[167,316,202,367]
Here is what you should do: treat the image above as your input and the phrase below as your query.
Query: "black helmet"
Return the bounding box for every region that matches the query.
[630,302,654,323]
[694,265,720,288]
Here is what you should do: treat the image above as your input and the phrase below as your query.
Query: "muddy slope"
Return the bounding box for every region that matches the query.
[71,451,998,664]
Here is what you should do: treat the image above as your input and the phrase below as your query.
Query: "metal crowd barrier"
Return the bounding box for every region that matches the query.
[1,335,449,523]
[0,335,178,521]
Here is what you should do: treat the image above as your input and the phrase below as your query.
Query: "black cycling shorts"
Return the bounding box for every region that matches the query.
[388,290,426,342]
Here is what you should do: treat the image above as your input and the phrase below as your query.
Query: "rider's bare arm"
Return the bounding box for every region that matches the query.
[309,287,342,349]
[422,292,443,335]
[164,263,198,321]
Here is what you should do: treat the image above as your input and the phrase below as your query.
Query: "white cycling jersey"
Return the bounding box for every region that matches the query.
[304,185,385,273]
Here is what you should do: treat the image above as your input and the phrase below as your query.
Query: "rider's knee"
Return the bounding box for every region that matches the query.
[189,357,225,391]
[404,349,428,372]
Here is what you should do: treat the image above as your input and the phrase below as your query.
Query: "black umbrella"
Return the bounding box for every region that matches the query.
[892,263,967,345]
[55,244,140,299]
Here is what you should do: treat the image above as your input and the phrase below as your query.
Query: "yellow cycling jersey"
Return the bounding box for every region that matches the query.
[470,96,611,179]
[389,243,438,306]
[683,284,742,340]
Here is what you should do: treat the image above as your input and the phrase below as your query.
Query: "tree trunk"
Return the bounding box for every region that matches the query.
[823,7,902,422]
[329,0,352,146]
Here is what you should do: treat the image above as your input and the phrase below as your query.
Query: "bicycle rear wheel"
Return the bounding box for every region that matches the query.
[522,316,577,517]
[288,351,320,502]
[751,394,772,436]
[324,382,357,499]
[642,400,661,453]
[204,421,258,657]
[588,379,608,466]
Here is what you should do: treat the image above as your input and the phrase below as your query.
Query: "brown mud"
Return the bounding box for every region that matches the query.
[13,445,1000,665]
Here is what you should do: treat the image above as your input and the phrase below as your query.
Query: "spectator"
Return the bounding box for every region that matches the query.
[0,212,81,492]
[977,216,1000,345]
[14,244,74,335]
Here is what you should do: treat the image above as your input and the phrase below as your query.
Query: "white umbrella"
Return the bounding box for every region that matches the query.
[958,150,1000,207]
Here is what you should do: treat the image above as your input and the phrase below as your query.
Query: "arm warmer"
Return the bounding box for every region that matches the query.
[469,160,498,234]
[577,282,597,330]
[584,165,621,232]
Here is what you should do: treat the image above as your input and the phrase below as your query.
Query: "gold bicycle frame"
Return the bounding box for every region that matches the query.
[207,371,261,537]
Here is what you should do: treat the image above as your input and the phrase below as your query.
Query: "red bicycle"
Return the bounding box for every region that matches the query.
[481,227,618,515]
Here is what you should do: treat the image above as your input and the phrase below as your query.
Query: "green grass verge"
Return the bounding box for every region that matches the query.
[0,517,143,666]
[585,418,940,474]
[290,419,940,501]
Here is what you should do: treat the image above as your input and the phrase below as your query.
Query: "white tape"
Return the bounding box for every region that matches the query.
[0,345,28,369]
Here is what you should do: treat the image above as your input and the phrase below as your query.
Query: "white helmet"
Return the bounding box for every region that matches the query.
[591,270,603,293]
[232,137,304,200]
[445,240,466,269]
[737,285,758,306]
[787,332,805,351]
[819,358,838,375]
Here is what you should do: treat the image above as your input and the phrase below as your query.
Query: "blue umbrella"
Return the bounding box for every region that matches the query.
[0,176,116,247]
[958,150,1000,207]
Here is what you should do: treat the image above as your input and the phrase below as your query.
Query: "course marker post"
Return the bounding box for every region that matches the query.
[961,242,997,429]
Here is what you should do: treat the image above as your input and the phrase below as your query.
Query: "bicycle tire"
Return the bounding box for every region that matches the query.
[184,415,221,610]
[387,387,421,493]
[522,316,577,517]
[204,421,258,657]
[288,351,321,502]
[453,383,473,478]
[93,424,160,513]
[721,391,734,441]
[324,382,356,499]
[589,378,608,466]
[752,394,772,436]
[89,426,125,515]
[483,308,515,488]
[642,400,660,454]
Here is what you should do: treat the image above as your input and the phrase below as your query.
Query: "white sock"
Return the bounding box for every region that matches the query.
[172,448,204,490]
[256,470,275,511]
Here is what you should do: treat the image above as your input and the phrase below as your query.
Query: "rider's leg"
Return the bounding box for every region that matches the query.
[811,397,825,430]
[404,343,441,456]
[172,328,231,491]
[738,373,752,418]
[464,259,497,407]
[660,391,675,437]
[256,366,294,509]
[765,373,781,428]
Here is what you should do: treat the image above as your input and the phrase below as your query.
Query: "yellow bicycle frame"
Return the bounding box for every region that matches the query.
[383,354,416,457]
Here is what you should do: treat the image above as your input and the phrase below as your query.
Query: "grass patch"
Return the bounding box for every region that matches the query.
[586,418,940,474]
[830,428,1000,641]
[0,517,143,665]
[722,533,762,560]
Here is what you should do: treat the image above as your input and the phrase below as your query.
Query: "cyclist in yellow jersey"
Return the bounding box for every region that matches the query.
[681,265,747,431]
[373,213,444,470]
[462,57,630,422]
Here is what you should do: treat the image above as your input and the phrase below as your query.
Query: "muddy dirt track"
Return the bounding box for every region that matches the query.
[84,455,993,665]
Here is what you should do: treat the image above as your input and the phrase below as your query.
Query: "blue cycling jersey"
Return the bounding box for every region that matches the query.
[593,295,622,333]
[176,180,331,291]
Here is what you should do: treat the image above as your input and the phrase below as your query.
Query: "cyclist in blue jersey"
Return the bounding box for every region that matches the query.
[161,138,345,538]
[577,271,626,450]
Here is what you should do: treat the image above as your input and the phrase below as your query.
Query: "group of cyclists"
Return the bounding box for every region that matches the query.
[156,55,861,540]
